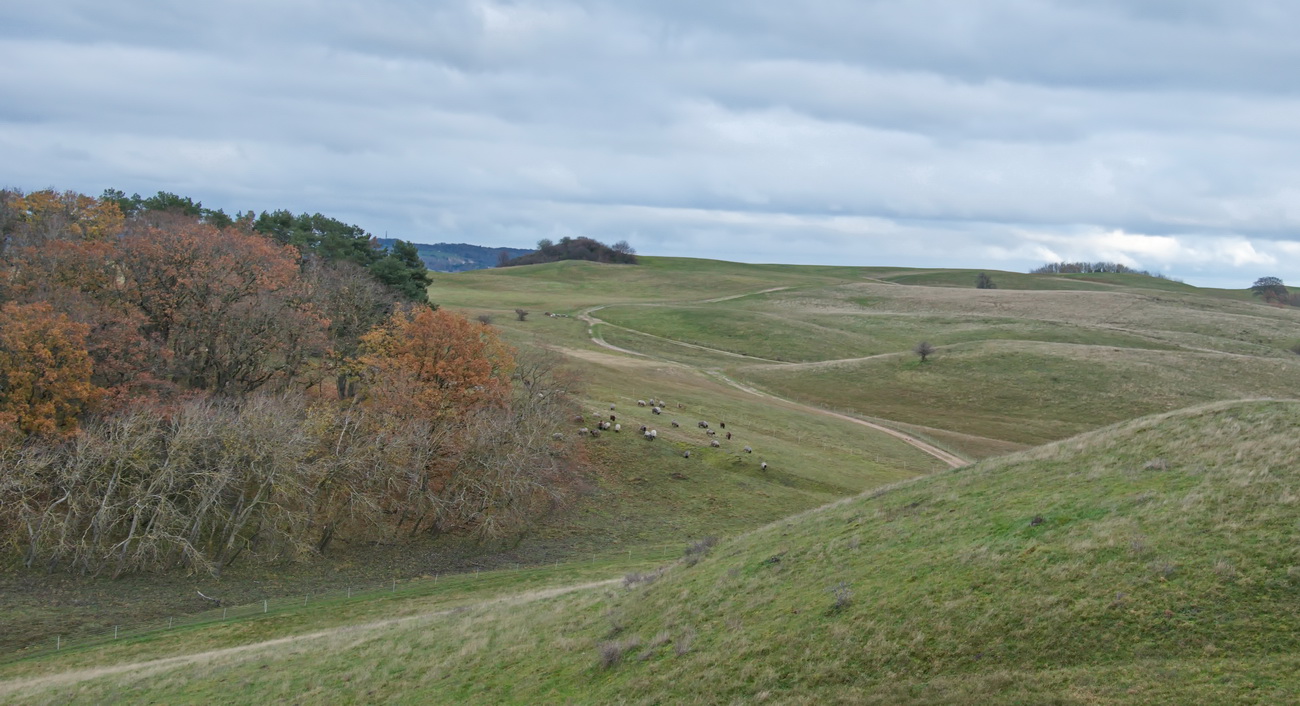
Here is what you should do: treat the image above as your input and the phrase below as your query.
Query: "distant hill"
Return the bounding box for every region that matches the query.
[374,239,533,273]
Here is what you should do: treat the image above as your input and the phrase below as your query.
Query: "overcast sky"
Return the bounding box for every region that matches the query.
[4,1,1300,287]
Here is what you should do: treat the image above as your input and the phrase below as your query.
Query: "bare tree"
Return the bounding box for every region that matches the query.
[975,272,996,289]
[914,341,936,363]
[515,308,529,321]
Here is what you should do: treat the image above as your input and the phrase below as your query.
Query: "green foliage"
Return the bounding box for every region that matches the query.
[370,240,434,304]
[1251,276,1288,302]
[500,236,638,267]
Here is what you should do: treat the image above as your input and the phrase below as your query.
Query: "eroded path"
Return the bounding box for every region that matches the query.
[0,579,619,699]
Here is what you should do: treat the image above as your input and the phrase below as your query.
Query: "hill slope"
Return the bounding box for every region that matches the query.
[10,400,1298,703]
[375,239,533,272]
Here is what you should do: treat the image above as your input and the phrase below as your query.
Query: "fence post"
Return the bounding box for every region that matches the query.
[223,607,227,620]
[56,635,60,651]
[114,625,119,640]
[169,617,173,629]
[393,579,397,592]
[347,586,351,599]
[263,599,268,614]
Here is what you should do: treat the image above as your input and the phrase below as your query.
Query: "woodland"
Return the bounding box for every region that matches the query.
[0,188,581,579]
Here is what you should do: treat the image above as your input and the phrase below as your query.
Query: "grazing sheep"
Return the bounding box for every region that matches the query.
[720,422,726,429]
[650,429,658,439]
[639,425,648,433]
[552,433,564,440]
[671,420,680,428]
[683,450,691,459]
[610,403,616,410]
[710,439,721,448]
[614,424,621,432]
[697,421,709,429]
[706,429,716,436]
[726,432,732,440]
[579,427,590,435]
[610,414,616,422]
[743,446,753,453]
[600,421,611,430]
[652,406,661,415]
[590,429,602,438]
[637,400,647,407]
[574,415,585,423]
[760,461,768,471]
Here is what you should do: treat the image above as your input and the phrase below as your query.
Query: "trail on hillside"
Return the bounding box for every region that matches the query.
[577,298,968,469]
[0,579,620,699]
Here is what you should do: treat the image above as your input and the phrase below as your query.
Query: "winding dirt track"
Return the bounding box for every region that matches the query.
[0,579,619,698]
[577,297,968,469]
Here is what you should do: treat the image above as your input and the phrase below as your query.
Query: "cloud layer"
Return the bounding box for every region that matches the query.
[4,1,1300,287]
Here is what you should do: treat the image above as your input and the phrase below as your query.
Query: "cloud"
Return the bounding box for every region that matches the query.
[2,1,1300,289]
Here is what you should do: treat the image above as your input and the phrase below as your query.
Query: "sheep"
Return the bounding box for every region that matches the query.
[697,421,709,429]
[639,425,648,433]
[614,424,621,432]
[610,414,617,422]
[671,420,680,428]
[599,421,611,430]
[760,461,768,471]
[574,415,585,423]
[683,450,692,459]
[725,432,732,440]
[743,446,753,454]
[551,433,564,440]
[649,429,658,439]
[706,429,716,436]
[720,422,726,429]
[710,439,721,448]
[590,428,602,438]
[579,427,590,435]
[652,406,662,415]
[610,403,616,410]
[637,400,647,407]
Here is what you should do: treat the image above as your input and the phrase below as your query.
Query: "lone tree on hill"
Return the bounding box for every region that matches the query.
[1251,276,1288,303]
[914,341,936,363]
[515,308,529,321]
[975,272,996,289]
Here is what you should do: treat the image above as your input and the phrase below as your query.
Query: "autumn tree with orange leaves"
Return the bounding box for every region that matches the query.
[357,306,514,418]
[0,302,104,438]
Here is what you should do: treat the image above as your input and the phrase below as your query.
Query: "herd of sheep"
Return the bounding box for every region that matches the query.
[567,397,769,472]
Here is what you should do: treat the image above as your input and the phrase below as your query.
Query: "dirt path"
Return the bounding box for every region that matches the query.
[710,373,967,469]
[0,579,619,699]
[577,298,968,469]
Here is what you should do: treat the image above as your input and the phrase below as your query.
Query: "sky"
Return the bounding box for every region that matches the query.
[4,1,1300,288]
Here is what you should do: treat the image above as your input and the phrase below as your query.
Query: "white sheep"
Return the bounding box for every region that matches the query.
[652,406,661,415]
[710,439,721,448]
[637,399,647,407]
[671,420,680,428]
[614,423,621,432]
[760,461,768,471]
[706,429,716,436]
[743,446,753,454]
[683,450,691,458]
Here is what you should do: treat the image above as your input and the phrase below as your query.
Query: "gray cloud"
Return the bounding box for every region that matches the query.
[4,1,1300,288]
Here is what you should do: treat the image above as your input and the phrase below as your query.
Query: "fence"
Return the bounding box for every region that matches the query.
[2,543,685,666]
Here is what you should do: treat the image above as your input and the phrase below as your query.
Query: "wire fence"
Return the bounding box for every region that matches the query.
[2,542,686,667]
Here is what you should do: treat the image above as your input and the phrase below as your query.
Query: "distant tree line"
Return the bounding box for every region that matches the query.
[0,188,581,577]
[1029,261,1176,280]
[498,237,637,267]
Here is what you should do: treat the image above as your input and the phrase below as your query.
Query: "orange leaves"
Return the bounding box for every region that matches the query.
[358,306,514,419]
[0,302,104,438]
[12,189,124,243]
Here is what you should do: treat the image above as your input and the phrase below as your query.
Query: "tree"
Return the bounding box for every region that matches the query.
[1251,276,1288,303]
[497,249,511,268]
[515,308,529,321]
[612,240,636,256]
[913,341,936,363]
[371,240,434,303]
[357,306,514,419]
[0,302,104,438]
[976,272,996,289]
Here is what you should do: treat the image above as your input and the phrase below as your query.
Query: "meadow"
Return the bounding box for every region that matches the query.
[4,257,1299,703]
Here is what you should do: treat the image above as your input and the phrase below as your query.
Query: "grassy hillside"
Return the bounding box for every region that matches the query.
[9,400,1297,703]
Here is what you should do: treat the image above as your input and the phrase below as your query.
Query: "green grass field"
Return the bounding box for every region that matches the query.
[8,400,1297,704]
[5,257,1299,703]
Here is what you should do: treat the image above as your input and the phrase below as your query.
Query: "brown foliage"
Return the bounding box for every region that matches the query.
[0,302,104,438]
[358,306,514,418]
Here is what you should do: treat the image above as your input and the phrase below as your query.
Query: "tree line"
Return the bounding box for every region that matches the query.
[498,236,637,267]
[0,188,581,577]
